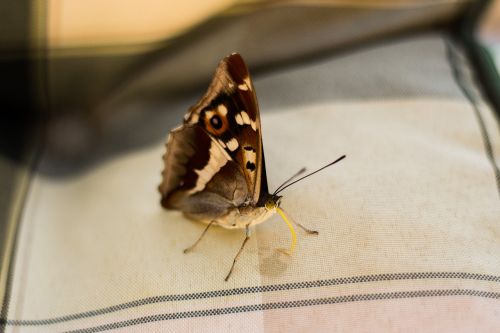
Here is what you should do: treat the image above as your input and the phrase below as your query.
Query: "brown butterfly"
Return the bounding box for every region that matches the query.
[158,53,345,281]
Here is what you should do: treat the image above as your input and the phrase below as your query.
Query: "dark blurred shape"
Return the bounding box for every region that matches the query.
[0,2,39,161]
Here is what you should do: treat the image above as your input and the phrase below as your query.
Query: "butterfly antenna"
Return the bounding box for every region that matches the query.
[274,155,346,195]
[273,167,307,195]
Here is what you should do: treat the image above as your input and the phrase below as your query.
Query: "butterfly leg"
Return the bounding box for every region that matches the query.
[294,222,319,235]
[183,220,215,254]
[224,224,251,281]
[285,213,318,235]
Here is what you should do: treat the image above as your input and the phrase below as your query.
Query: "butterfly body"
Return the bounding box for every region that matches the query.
[159,53,278,229]
[187,205,276,230]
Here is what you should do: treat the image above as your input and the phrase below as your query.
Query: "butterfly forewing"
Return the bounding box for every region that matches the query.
[182,53,267,205]
[159,53,269,213]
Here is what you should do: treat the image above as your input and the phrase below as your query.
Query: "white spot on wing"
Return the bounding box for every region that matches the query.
[243,147,256,166]
[238,84,248,91]
[240,111,257,131]
[188,140,230,194]
[235,113,244,125]
[217,104,228,116]
[226,138,239,152]
[241,111,250,124]
[250,120,257,131]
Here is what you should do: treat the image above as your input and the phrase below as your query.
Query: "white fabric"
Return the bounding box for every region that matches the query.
[4,34,500,332]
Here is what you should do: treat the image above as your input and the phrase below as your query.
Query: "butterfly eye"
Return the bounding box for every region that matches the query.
[204,110,228,136]
[265,200,275,210]
[210,115,222,130]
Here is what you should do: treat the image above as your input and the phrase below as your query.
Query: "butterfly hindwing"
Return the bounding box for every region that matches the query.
[159,124,249,218]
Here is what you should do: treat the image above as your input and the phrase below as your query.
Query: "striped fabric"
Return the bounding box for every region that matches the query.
[1,1,499,332]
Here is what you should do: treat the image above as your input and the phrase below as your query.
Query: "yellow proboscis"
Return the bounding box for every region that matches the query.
[276,207,297,255]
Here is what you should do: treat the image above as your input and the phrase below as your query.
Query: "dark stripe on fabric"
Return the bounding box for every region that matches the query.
[64,289,500,333]
[1,271,500,327]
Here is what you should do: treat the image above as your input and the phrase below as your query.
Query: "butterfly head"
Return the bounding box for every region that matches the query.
[262,193,283,211]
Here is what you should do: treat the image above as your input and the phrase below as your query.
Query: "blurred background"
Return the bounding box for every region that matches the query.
[1,0,498,176]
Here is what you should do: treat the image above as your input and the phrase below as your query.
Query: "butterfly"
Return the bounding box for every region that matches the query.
[158,53,345,281]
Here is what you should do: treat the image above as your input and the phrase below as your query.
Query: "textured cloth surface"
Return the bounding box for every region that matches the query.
[3,34,500,332]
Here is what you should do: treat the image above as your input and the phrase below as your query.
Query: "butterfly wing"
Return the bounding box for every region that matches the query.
[185,53,268,205]
[160,53,268,214]
[159,124,250,220]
